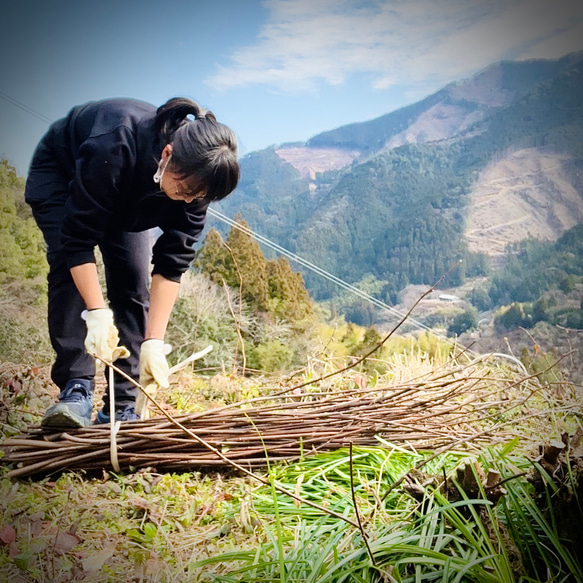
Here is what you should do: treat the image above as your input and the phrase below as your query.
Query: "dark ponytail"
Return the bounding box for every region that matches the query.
[155,97,239,202]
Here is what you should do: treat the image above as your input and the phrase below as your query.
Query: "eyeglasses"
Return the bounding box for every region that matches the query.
[174,183,207,201]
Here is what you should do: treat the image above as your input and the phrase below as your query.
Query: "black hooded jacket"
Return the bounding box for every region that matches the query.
[25,98,208,282]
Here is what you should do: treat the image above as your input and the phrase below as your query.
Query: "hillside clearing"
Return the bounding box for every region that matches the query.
[464,148,583,256]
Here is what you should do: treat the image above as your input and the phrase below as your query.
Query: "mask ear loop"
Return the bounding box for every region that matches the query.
[153,154,172,184]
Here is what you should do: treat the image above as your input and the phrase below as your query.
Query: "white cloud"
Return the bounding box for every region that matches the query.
[206,0,583,93]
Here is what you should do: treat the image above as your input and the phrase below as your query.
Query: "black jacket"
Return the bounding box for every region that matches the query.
[25,98,207,282]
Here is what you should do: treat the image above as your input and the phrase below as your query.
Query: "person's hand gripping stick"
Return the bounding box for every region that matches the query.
[83,308,130,361]
[138,339,172,419]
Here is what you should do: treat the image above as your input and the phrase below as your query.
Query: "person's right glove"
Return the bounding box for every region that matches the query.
[84,308,130,361]
[139,339,172,390]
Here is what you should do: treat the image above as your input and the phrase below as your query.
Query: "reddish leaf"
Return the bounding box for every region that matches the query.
[54,532,80,555]
[0,525,16,545]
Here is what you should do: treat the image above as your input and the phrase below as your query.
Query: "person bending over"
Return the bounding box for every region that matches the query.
[25,97,239,428]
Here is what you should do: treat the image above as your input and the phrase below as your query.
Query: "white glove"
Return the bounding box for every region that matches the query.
[83,308,130,361]
[139,339,172,390]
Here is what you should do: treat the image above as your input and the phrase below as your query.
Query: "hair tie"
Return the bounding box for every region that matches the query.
[195,109,207,120]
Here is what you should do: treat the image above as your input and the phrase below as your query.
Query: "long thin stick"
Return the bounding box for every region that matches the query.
[349,442,376,566]
[91,354,361,529]
[280,267,458,396]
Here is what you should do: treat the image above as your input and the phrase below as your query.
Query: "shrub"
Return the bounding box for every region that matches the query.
[447,306,478,336]
[494,302,534,331]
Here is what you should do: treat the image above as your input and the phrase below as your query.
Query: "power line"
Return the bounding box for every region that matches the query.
[0,91,53,125]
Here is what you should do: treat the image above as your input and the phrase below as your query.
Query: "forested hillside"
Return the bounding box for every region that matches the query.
[482,224,583,331]
[489,224,583,305]
[292,142,490,299]
[214,53,583,304]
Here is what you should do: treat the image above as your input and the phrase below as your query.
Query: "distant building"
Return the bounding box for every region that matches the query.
[438,294,460,303]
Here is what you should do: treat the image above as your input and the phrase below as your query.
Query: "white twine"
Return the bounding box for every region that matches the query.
[108,365,121,472]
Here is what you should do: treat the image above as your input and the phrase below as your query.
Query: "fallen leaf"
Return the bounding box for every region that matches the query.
[82,546,116,572]
[0,525,16,545]
[30,540,47,554]
[54,532,80,555]
[29,511,44,522]
[30,519,43,537]
[147,551,164,573]
[129,495,150,509]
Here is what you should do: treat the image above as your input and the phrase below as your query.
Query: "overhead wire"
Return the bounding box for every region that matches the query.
[0,91,53,125]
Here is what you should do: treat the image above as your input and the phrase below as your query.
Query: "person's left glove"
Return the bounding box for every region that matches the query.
[139,339,172,390]
[83,308,130,361]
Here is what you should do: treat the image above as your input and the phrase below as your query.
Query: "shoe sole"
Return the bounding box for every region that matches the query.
[42,409,91,429]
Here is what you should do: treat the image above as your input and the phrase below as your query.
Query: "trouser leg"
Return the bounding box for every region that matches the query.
[25,134,95,392]
[100,230,152,407]
[29,198,95,391]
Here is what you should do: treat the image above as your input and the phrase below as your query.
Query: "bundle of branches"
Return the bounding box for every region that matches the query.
[2,360,546,479]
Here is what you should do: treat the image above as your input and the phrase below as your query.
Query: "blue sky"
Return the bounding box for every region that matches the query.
[1,0,582,174]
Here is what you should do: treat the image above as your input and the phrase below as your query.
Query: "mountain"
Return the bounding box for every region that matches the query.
[213,52,583,302]
[276,51,583,176]
[309,52,583,150]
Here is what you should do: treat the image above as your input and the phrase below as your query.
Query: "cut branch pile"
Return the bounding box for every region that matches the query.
[2,361,546,479]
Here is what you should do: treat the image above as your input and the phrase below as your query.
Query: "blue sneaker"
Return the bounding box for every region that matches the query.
[42,379,93,429]
[95,403,140,424]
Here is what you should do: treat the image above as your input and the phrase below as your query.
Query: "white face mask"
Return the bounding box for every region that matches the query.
[153,154,172,185]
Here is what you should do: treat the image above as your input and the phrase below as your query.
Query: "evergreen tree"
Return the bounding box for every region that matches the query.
[355,327,382,356]
[225,215,270,312]
[195,215,315,324]
[266,256,313,321]
[192,228,234,287]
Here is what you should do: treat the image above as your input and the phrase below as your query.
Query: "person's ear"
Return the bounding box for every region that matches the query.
[161,144,173,162]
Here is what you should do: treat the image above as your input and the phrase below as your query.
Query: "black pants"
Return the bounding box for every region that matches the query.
[25,136,151,408]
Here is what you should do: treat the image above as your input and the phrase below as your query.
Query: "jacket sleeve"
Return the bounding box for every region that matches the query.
[151,202,208,282]
[61,128,135,269]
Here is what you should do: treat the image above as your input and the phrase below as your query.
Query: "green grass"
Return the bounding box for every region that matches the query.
[184,444,582,582]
